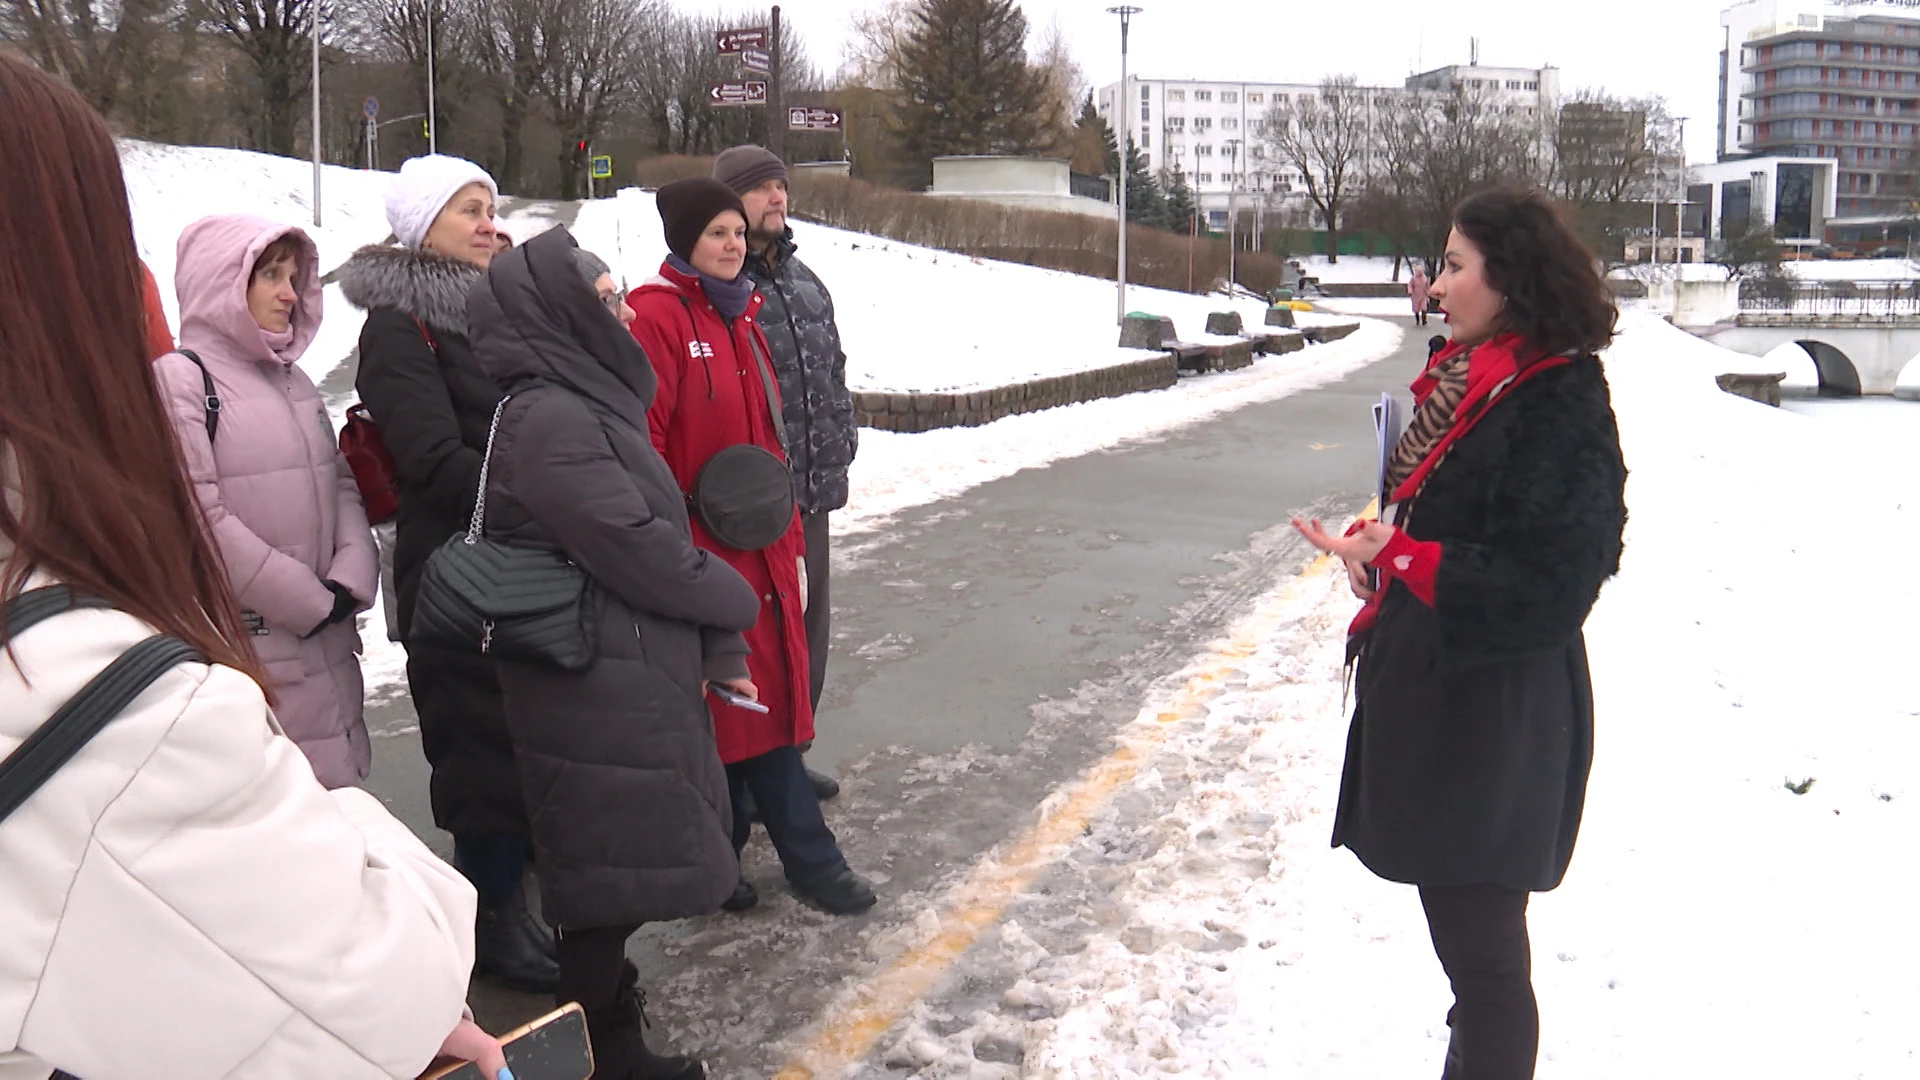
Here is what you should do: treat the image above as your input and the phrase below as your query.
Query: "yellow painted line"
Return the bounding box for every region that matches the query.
[774,502,1376,1079]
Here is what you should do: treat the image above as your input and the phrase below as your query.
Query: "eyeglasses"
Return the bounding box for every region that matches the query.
[598,291,624,315]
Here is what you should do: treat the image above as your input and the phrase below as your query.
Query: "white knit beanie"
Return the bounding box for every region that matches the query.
[386,154,499,250]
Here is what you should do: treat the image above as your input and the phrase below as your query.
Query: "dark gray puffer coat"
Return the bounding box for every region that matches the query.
[468,228,760,930]
[743,231,858,514]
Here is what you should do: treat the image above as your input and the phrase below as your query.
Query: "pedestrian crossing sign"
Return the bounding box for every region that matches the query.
[590,155,613,179]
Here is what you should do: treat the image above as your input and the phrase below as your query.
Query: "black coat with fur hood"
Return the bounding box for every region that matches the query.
[1338,353,1627,893]
[340,244,519,838]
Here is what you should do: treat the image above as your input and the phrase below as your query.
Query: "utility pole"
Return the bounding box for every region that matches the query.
[768,5,786,160]
[426,0,437,154]
[310,0,322,227]
[1108,6,1143,324]
[1674,116,1688,267]
[1224,138,1241,293]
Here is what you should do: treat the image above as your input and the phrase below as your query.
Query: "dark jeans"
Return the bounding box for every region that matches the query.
[554,923,636,1012]
[727,745,845,887]
[802,509,831,711]
[454,832,528,908]
[1420,884,1538,1080]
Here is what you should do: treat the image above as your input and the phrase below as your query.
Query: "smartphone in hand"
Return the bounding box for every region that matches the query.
[420,1004,591,1080]
[709,683,770,714]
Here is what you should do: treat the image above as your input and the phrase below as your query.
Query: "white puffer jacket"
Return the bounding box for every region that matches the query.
[0,567,476,1079]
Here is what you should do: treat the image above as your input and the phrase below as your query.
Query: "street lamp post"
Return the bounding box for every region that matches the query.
[1108,5,1143,325]
[310,0,322,227]
[1674,117,1687,268]
[426,0,437,153]
[1223,138,1242,293]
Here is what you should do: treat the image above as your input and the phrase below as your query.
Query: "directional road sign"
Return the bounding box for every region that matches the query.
[708,80,768,107]
[363,96,379,120]
[715,27,768,54]
[740,46,772,74]
[788,107,844,132]
[590,155,613,180]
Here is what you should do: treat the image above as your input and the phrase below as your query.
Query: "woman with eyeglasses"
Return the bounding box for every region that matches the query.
[469,228,761,1080]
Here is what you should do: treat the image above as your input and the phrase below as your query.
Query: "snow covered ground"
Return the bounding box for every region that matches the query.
[846,311,1920,1078]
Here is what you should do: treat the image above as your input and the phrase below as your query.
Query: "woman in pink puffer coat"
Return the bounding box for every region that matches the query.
[153,215,379,788]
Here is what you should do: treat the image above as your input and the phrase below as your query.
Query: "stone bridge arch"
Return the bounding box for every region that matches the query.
[1793,340,1863,397]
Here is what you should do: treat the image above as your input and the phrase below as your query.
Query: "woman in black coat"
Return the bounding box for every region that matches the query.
[469,227,761,1080]
[1295,187,1628,1080]
[340,155,557,992]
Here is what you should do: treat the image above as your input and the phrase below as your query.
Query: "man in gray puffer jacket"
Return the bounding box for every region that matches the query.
[716,145,858,800]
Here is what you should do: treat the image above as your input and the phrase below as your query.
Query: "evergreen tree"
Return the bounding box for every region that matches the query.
[1122,136,1169,228]
[893,0,1056,180]
[1071,95,1116,177]
[1163,165,1198,231]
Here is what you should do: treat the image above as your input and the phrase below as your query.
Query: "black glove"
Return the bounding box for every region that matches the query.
[305,580,357,639]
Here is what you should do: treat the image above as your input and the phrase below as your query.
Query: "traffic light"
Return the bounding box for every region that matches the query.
[421,119,429,139]
[577,141,588,153]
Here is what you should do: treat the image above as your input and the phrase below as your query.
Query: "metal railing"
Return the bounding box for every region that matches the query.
[1739,278,1920,315]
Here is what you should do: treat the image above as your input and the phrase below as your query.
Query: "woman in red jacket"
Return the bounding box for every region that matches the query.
[627,178,875,916]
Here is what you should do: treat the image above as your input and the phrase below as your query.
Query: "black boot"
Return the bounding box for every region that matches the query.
[521,903,558,962]
[475,891,560,993]
[804,763,840,801]
[720,876,759,912]
[793,866,877,914]
[586,961,704,1080]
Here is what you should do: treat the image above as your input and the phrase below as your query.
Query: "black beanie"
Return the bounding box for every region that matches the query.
[656,178,747,263]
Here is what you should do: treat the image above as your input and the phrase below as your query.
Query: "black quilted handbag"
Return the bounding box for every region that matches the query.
[410,396,597,672]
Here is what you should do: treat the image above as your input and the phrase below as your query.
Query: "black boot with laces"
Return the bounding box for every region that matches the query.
[585,961,704,1080]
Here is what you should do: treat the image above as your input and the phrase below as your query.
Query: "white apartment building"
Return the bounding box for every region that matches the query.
[1097,63,1559,230]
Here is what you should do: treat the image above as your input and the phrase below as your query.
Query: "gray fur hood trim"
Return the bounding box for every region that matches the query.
[337,245,483,335]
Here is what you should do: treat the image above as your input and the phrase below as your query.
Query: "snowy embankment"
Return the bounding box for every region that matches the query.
[874,312,1919,1078]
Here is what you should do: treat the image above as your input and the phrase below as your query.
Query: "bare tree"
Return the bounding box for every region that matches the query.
[205,0,328,157]
[2,0,172,115]
[1263,76,1371,263]
[541,0,649,199]
[1373,83,1546,273]
[470,0,554,193]
[1550,89,1668,260]
[839,0,911,89]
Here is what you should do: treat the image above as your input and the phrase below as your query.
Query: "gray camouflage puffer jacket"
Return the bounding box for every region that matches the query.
[743,231,858,513]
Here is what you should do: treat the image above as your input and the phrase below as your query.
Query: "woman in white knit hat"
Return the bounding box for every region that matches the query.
[340,156,561,994]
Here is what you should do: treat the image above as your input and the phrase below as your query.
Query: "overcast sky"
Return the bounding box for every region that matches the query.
[760,0,1741,160]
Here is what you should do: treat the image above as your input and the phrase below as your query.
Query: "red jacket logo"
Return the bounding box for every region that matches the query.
[687,341,715,359]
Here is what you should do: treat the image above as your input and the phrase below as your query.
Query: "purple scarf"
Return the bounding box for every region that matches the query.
[667,254,754,321]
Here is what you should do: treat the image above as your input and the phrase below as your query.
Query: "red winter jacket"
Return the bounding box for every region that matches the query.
[628,263,812,764]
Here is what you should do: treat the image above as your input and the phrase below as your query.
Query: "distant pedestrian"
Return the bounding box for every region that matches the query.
[628,177,877,917]
[1292,186,1627,1080]
[1410,263,1432,325]
[714,144,856,800]
[154,215,379,790]
[341,155,561,994]
[469,227,759,1080]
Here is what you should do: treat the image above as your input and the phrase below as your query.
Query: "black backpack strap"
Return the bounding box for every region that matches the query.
[175,349,219,443]
[0,586,204,824]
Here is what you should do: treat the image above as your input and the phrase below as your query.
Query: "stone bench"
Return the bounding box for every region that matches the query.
[1715,372,1786,407]
[1300,322,1361,344]
[850,353,1180,432]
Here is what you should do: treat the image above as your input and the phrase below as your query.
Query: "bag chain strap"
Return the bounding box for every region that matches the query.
[466,395,513,545]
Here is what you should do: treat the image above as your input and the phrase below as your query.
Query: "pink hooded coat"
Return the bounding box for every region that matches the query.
[1410,267,1432,313]
[153,215,379,789]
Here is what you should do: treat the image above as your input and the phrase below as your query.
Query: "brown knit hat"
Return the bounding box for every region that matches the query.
[655,177,747,263]
[713,145,789,196]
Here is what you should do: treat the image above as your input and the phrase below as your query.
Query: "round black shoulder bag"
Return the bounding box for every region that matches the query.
[688,326,796,551]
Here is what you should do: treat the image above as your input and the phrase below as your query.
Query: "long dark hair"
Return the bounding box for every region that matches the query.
[0,55,266,686]
[1453,186,1618,358]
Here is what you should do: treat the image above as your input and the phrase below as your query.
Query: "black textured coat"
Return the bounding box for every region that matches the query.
[743,233,858,514]
[1337,355,1627,893]
[341,245,519,838]
[469,229,761,930]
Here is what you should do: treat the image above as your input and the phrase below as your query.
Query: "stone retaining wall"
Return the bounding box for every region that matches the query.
[852,323,1357,433]
[1317,282,1407,299]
